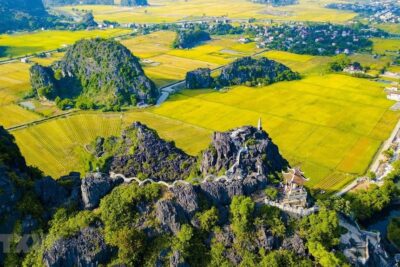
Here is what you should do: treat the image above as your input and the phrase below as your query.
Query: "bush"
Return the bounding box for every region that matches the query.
[265,187,278,201]
[198,207,219,232]
[230,196,255,241]
[387,217,400,248]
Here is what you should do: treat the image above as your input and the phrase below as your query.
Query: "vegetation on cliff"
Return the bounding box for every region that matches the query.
[186,57,300,89]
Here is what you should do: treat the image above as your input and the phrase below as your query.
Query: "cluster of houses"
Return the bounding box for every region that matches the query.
[327,1,400,24]
[250,23,385,55]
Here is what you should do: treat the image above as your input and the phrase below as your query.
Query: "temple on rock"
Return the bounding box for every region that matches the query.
[281,167,309,207]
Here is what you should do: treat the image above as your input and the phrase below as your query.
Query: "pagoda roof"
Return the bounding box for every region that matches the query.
[283,167,309,186]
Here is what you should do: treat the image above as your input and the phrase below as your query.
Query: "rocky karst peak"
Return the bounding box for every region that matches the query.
[200,124,289,179]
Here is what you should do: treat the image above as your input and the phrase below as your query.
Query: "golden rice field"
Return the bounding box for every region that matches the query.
[151,74,399,191]
[371,38,400,54]
[10,74,399,192]
[11,111,211,177]
[122,31,263,87]
[376,23,400,34]
[0,62,30,105]
[55,0,356,24]
[30,52,65,66]
[0,105,42,128]
[262,51,331,74]
[0,31,261,128]
[0,28,131,59]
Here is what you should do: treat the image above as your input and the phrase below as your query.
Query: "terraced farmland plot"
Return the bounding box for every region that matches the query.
[152,74,399,192]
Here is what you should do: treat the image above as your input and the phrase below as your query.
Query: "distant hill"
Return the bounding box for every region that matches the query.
[30,38,159,110]
[43,0,148,6]
[0,0,53,33]
[185,57,300,89]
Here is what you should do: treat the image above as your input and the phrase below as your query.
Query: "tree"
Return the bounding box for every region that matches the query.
[307,241,342,267]
[259,249,312,267]
[300,207,340,249]
[300,207,344,266]
[230,196,255,240]
[111,227,146,265]
[209,241,232,267]
[327,54,351,72]
[265,187,278,200]
[54,69,62,80]
[239,250,258,267]
[198,207,219,232]
[172,224,194,258]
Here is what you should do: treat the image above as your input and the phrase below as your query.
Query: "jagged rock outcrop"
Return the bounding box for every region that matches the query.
[171,184,199,216]
[0,126,82,265]
[156,199,187,234]
[34,177,68,207]
[339,215,394,266]
[30,38,159,108]
[92,122,196,181]
[170,250,190,267]
[217,57,300,87]
[282,234,306,256]
[185,68,213,89]
[81,172,124,209]
[200,181,231,206]
[43,227,114,267]
[30,65,57,99]
[200,125,288,178]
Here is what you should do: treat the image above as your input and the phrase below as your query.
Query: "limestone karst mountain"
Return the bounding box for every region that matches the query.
[30,38,159,109]
[0,122,394,266]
